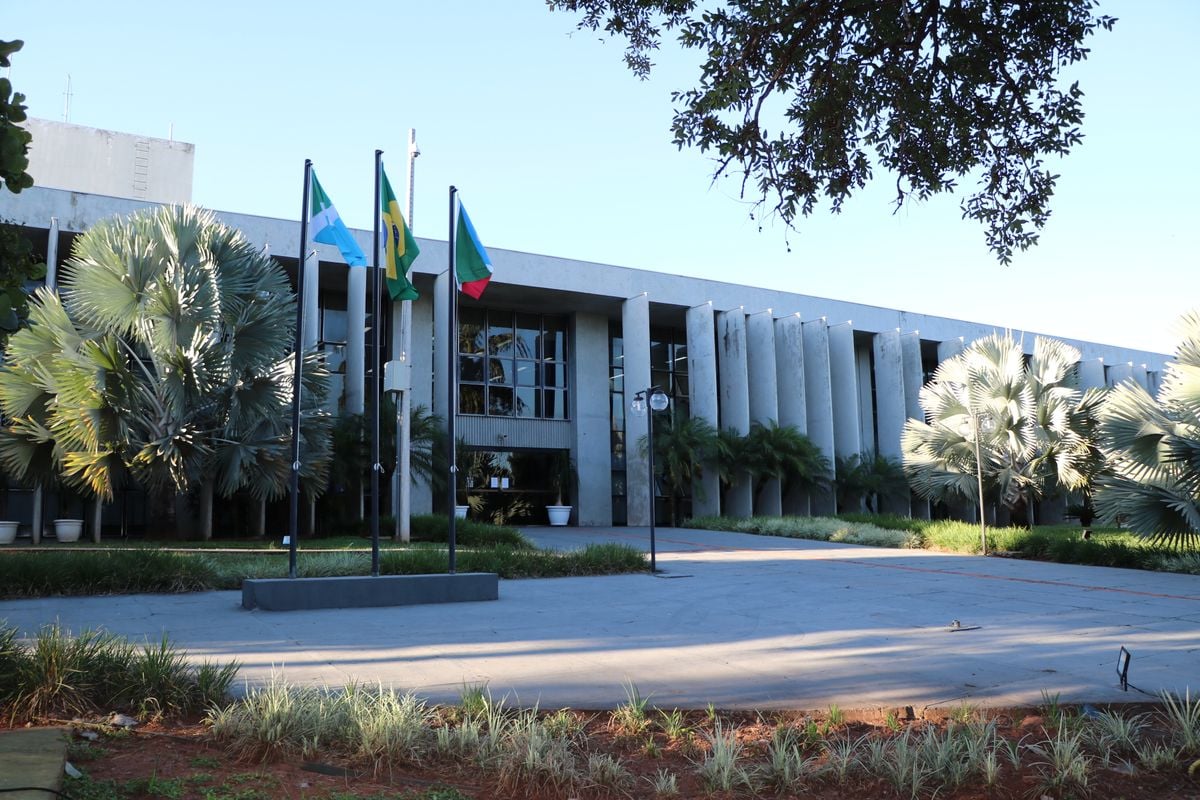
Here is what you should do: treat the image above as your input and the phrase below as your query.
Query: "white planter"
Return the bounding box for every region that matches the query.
[546,505,572,526]
[0,521,18,545]
[455,505,469,519]
[53,519,84,542]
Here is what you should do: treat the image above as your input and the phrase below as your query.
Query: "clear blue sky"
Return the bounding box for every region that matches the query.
[6,0,1197,355]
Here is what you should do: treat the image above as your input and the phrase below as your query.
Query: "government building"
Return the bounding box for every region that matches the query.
[0,120,1170,536]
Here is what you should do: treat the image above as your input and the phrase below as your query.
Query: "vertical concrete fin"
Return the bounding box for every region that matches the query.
[717,308,753,517]
[623,294,652,527]
[686,303,720,518]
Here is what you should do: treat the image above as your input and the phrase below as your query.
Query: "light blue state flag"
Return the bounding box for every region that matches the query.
[310,170,366,267]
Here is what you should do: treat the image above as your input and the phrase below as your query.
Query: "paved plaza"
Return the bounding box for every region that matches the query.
[3,527,1199,712]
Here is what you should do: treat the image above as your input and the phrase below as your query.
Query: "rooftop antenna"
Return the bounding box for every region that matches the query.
[62,74,72,122]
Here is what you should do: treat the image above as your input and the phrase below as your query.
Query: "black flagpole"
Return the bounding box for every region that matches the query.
[370,151,383,577]
[447,185,458,575]
[288,159,312,579]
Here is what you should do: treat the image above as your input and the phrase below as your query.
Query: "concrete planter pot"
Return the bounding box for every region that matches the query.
[53,519,84,542]
[0,521,18,544]
[546,505,572,526]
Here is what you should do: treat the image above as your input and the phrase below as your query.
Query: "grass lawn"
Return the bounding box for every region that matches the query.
[0,516,648,598]
[686,513,1200,575]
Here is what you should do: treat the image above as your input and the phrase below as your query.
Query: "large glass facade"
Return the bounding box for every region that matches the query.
[608,324,691,525]
[459,309,569,419]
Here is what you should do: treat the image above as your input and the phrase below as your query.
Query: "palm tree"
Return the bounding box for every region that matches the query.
[836,450,909,514]
[0,205,331,539]
[639,415,718,526]
[1093,311,1200,548]
[902,333,1099,527]
[741,420,831,509]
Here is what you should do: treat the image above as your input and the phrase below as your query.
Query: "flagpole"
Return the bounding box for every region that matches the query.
[370,150,384,577]
[288,159,313,579]
[396,128,418,544]
[447,185,458,575]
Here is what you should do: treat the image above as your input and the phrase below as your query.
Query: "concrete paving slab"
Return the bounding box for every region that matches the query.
[0,727,69,800]
[2,527,1199,712]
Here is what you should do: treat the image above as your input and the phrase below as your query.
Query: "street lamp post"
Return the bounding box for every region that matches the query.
[384,353,411,541]
[630,385,669,572]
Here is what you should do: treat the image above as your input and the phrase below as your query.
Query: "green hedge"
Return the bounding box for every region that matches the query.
[409,514,531,549]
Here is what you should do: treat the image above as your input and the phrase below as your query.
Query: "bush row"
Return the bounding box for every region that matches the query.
[685,515,1197,574]
[0,623,238,721]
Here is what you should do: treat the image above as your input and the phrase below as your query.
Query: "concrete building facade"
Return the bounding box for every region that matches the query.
[0,183,1171,533]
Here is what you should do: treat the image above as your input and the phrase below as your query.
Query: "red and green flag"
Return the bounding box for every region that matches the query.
[455,201,492,299]
[380,168,419,301]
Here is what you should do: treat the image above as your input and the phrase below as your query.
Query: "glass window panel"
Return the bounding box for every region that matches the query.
[544,389,568,419]
[652,370,670,393]
[515,313,540,360]
[543,363,567,388]
[543,317,567,361]
[673,342,688,370]
[515,387,536,418]
[611,433,625,469]
[673,398,690,421]
[459,308,485,354]
[673,371,689,397]
[488,386,514,416]
[488,357,513,385]
[611,469,626,496]
[515,360,538,386]
[487,313,514,356]
[610,335,623,366]
[611,395,625,429]
[609,367,624,393]
[459,384,484,415]
[322,309,348,344]
[650,339,669,372]
[323,344,346,374]
[460,355,484,382]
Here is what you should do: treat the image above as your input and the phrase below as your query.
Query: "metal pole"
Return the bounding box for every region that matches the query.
[446,185,458,574]
[288,159,313,579]
[973,411,987,556]
[370,151,383,576]
[647,396,657,573]
[397,128,418,543]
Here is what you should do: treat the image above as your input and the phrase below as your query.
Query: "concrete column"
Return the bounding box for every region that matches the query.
[802,319,836,516]
[1107,362,1133,388]
[303,254,320,351]
[868,328,902,460]
[1146,370,1161,397]
[901,332,928,519]
[686,303,720,518]
[410,292,435,515]
[46,217,59,289]
[775,314,809,516]
[432,270,451,423]
[623,294,652,527]
[872,329,906,515]
[574,312,613,526]
[828,322,862,460]
[345,266,367,414]
[1131,363,1149,391]
[937,338,965,364]
[747,310,781,515]
[717,308,753,517]
[1076,358,1106,390]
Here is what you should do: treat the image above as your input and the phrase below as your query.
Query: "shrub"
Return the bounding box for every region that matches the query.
[409,515,531,549]
[0,623,238,722]
[0,551,218,598]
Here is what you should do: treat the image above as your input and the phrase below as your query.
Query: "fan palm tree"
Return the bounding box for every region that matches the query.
[902,333,1099,527]
[0,205,331,539]
[639,414,718,526]
[1093,311,1200,548]
[836,450,909,514]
